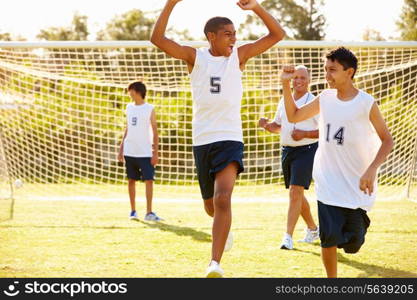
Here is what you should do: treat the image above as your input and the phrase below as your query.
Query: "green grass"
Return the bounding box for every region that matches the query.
[1,197,416,278]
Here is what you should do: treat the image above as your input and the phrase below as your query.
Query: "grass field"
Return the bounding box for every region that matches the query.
[1,196,417,278]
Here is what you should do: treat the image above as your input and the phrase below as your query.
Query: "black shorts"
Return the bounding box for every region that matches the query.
[281,142,318,189]
[318,201,371,253]
[193,140,244,200]
[124,156,155,181]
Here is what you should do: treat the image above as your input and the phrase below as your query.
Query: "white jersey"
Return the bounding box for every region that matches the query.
[313,89,381,211]
[274,92,319,147]
[189,47,243,146]
[123,102,154,157]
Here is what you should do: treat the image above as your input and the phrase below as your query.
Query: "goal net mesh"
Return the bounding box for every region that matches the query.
[0,41,416,201]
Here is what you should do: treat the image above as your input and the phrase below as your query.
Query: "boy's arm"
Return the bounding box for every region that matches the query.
[282,66,320,123]
[359,103,394,195]
[291,129,319,141]
[150,109,159,166]
[118,128,128,162]
[258,117,281,133]
[237,0,285,67]
[150,0,196,72]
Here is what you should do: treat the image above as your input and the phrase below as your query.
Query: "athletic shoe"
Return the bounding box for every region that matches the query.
[129,210,138,220]
[280,233,294,250]
[224,231,233,252]
[299,226,320,243]
[205,261,224,278]
[144,212,163,221]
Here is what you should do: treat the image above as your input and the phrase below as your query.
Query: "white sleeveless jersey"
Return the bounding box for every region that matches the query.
[313,89,381,211]
[189,47,243,146]
[123,102,154,157]
[274,92,319,147]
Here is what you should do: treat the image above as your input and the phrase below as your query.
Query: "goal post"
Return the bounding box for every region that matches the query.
[0,41,416,201]
[0,125,14,221]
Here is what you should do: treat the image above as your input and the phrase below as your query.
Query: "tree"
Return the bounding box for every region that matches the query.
[0,31,26,41]
[97,9,154,40]
[97,9,192,41]
[362,28,385,41]
[241,0,326,40]
[396,0,417,41]
[0,31,12,41]
[37,12,89,41]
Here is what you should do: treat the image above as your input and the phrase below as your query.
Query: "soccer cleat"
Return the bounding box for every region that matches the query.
[205,261,224,278]
[224,231,233,252]
[129,210,138,220]
[298,226,320,243]
[144,212,164,221]
[280,233,294,250]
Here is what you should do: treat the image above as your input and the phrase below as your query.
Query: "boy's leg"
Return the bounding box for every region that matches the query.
[193,144,215,218]
[321,246,337,278]
[211,162,238,263]
[286,184,304,236]
[128,179,136,211]
[204,198,214,217]
[318,201,346,278]
[139,158,156,217]
[144,180,153,214]
[300,196,317,230]
[340,209,370,254]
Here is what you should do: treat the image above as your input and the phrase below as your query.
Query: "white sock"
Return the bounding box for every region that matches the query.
[209,260,219,266]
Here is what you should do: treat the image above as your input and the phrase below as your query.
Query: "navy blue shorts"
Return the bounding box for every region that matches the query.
[281,142,318,189]
[318,201,370,253]
[124,156,155,181]
[193,140,244,200]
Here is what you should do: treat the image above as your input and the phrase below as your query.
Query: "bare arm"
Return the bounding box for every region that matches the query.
[258,117,281,133]
[118,127,128,162]
[282,66,320,123]
[359,103,394,195]
[291,129,319,141]
[150,109,159,166]
[237,0,285,67]
[150,0,196,72]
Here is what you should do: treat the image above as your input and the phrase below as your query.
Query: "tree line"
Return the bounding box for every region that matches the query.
[0,0,416,41]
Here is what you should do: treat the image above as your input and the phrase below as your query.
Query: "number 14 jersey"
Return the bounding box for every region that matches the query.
[313,89,381,211]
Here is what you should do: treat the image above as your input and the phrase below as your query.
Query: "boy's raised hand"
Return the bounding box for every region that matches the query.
[236,0,259,10]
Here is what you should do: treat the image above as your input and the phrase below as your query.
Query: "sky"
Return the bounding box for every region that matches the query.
[0,0,404,41]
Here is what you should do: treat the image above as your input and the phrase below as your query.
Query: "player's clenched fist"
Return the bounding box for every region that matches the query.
[237,0,259,10]
[281,65,296,81]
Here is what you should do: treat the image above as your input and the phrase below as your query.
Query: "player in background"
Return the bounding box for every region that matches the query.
[118,81,163,222]
[259,65,319,250]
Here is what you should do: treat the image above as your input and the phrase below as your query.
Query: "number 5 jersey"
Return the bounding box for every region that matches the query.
[189,47,243,146]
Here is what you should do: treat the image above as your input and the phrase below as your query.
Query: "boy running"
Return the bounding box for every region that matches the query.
[151,0,285,277]
[281,47,394,277]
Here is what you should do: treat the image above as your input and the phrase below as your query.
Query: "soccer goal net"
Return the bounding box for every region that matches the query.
[0,41,416,202]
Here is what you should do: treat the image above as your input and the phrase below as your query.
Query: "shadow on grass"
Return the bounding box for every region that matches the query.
[294,248,417,278]
[0,221,212,243]
[136,219,211,243]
